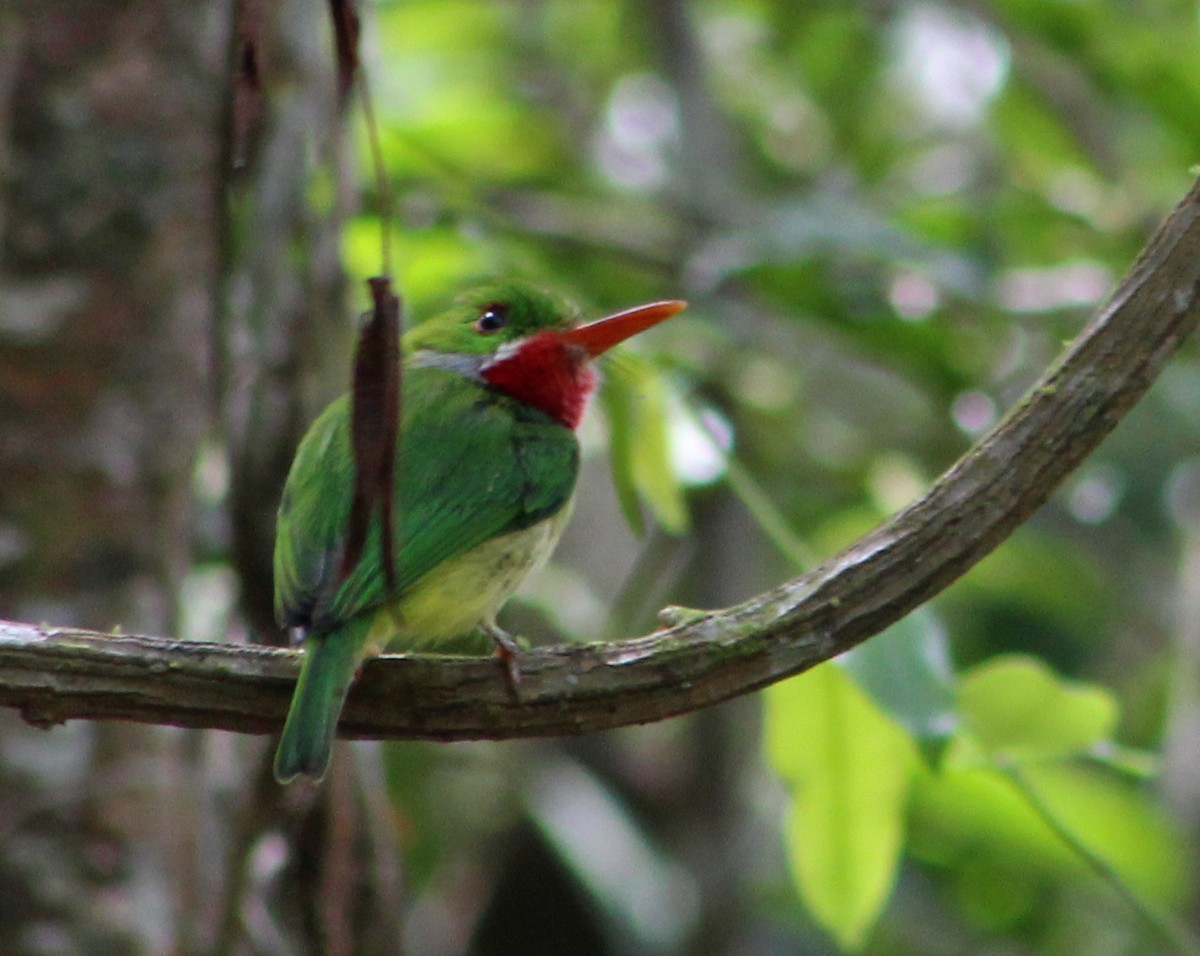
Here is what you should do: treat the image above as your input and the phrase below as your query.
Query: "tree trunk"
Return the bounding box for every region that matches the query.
[0,2,223,951]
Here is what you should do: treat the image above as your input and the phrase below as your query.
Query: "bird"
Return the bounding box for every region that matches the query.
[272,280,685,783]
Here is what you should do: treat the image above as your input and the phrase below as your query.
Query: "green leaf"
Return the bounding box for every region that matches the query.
[911,762,1189,909]
[764,664,919,951]
[842,608,957,746]
[600,356,689,536]
[1015,763,1190,907]
[956,654,1118,761]
[1091,741,1158,778]
[599,364,645,536]
[342,220,497,311]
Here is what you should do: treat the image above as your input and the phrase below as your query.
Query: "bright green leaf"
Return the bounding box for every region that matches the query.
[1091,741,1159,778]
[342,220,498,311]
[600,365,646,536]
[600,356,689,536]
[957,654,1118,760]
[1016,762,1190,907]
[764,664,919,951]
[911,762,1189,909]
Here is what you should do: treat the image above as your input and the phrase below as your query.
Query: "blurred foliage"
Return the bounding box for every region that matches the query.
[765,661,919,951]
[332,0,1200,953]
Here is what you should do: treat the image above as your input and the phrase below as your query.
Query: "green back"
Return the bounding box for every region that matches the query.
[273,366,579,634]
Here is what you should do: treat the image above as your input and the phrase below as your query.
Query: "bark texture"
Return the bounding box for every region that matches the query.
[0,1,226,952]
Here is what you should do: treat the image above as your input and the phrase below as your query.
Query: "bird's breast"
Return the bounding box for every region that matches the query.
[368,498,575,648]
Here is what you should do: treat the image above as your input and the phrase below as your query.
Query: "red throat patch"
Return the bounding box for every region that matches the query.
[481,331,598,429]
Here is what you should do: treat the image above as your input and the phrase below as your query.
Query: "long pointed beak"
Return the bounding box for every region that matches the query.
[562,299,687,358]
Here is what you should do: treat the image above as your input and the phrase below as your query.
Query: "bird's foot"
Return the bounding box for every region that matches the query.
[482,623,523,700]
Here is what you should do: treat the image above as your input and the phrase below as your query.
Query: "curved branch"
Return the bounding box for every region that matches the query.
[5,178,1200,742]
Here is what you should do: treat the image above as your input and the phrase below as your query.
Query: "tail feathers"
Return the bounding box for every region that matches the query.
[274,617,372,784]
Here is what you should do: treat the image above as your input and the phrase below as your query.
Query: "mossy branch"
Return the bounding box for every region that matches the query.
[4,177,1200,742]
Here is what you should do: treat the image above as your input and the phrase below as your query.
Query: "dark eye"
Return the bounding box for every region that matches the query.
[475,303,508,334]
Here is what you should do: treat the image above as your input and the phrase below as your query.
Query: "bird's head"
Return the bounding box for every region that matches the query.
[405,281,685,429]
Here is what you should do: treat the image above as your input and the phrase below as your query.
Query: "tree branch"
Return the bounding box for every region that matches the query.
[5,177,1200,742]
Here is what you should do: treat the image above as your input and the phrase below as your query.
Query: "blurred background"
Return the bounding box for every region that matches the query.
[3,0,1200,953]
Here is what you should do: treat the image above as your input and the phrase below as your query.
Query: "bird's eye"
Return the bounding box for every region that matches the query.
[475,303,508,334]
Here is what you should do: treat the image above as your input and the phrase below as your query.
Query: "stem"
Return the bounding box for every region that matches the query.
[999,760,1200,956]
[355,43,393,277]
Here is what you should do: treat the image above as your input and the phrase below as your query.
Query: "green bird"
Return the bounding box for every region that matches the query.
[272,281,685,783]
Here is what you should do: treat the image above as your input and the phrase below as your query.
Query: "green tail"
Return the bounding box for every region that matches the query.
[274,617,372,784]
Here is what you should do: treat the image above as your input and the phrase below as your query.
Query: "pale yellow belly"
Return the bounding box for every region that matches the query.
[366,500,573,649]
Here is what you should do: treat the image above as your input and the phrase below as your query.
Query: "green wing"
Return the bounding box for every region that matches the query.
[273,367,579,635]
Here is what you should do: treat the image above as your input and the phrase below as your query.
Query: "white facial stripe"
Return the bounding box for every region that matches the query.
[408,349,489,378]
[481,337,527,370]
[480,334,590,372]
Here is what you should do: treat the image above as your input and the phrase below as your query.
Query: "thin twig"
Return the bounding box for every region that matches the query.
[355,52,393,278]
[999,760,1200,956]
